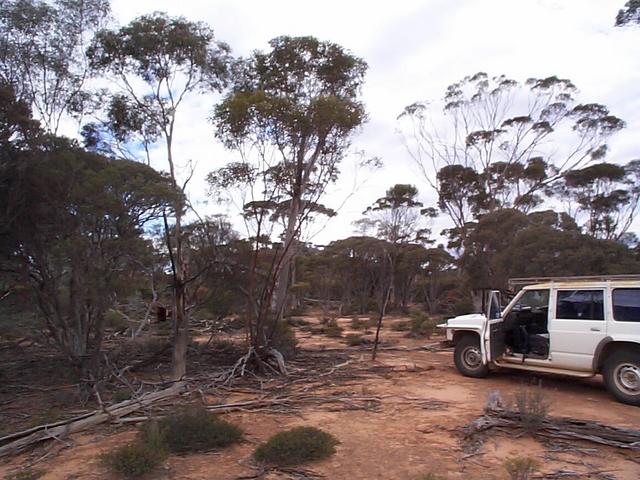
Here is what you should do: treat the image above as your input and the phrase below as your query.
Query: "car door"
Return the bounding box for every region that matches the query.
[549,288,607,371]
[485,290,504,361]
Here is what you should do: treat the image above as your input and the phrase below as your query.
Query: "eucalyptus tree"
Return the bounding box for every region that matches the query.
[616,0,640,25]
[555,161,640,241]
[0,138,179,376]
[359,184,435,357]
[210,36,367,369]
[0,0,111,134]
[461,209,640,291]
[87,12,231,379]
[400,73,626,244]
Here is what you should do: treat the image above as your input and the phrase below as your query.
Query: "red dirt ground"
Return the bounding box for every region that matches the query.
[2,314,640,479]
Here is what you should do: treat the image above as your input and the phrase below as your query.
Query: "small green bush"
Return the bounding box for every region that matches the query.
[269,320,298,359]
[366,315,380,328]
[504,456,539,480]
[286,317,310,327]
[417,474,444,480]
[345,334,365,346]
[4,469,44,480]
[391,320,410,331]
[210,339,238,352]
[112,389,132,403]
[101,442,166,478]
[104,309,129,331]
[142,407,242,454]
[409,310,436,338]
[511,384,550,433]
[322,320,343,338]
[287,306,306,317]
[254,426,338,466]
[350,315,365,330]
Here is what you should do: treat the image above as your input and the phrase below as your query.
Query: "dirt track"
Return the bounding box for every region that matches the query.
[2,315,640,479]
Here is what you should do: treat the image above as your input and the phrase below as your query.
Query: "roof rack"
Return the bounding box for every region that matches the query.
[508,274,640,289]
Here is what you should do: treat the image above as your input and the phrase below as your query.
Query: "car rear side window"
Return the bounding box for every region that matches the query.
[555,290,604,320]
[612,288,640,322]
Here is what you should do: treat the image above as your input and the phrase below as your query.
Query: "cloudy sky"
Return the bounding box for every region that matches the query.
[109,0,640,245]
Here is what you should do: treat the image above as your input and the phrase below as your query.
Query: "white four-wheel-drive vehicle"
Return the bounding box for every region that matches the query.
[439,275,640,405]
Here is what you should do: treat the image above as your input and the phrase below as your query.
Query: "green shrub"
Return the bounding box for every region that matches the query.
[112,389,132,403]
[210,339,238,352]
[287,306,306,317]
[4,469,45,480]
[141,407,242,454]
[391,320,410,331]
[409,310,436,338]
[322,320,343,338]
[417,474,444,480]
[345,334,365,346]
[286,317,310,327]
[366,315,380,328]
[504,456,539,480]
[104,309,129,331]
[254,426,338,466]
[101,442,166,478]
[510,385,550,433]
[350,315,364,330]
[269,320,298,359]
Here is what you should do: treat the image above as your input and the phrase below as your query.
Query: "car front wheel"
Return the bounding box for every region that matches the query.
[603,350,640,406]
[454,335,489,378]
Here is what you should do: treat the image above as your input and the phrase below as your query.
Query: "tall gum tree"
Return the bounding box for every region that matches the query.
[0,0,111,134]
[399,73,625,246]
[210,36,367,369]
[87,12,231,380]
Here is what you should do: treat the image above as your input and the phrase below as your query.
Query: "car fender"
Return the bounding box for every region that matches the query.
[438,313,488,363]
[592,336,640,371]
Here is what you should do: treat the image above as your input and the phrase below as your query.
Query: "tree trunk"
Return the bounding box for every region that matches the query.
[171,208,188,380]
[272,196,301,323]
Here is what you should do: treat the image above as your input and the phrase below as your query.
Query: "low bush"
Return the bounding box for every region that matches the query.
[286,317,310,327]
[104,309,129,331]
[322,320,343,338]
[254,426,338,466]
[409,310,436,338]
[345,334,366,346]
[101,441,166,478]
[112,389,132,403]
[417,474,444,480]
[141,407,242,454]
[269,320,298,359]
[510,384,550,433]
[366,315,380,328]
[210,339,238,353]
[350,315,365,330]
[4,469,45,480]
[391,320,410,331]
[504,456,539,480]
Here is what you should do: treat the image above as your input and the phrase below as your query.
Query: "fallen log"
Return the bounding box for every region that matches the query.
[0,382,185,458]
[464,408,640,451]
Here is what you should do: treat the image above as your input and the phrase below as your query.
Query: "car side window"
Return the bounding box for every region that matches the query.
[612,288,640,322]
[555,290,604,320]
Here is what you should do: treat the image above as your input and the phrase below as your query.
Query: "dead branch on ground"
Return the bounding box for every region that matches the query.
[463,408,640,451]
[0,383,185,458]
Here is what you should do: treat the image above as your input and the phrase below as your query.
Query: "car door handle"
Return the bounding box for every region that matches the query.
[590,327,601,332]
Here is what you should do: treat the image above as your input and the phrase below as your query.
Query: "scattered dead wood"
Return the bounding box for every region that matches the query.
[236,465,324,479]
[0,382,185,458]
[464,408,640,451]
[534,468,618,479]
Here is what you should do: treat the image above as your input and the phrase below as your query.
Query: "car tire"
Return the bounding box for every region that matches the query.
[603,350,640,406]
[454,335,489,378]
